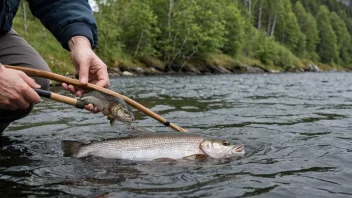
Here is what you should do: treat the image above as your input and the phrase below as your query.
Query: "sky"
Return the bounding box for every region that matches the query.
[88,0,99,12]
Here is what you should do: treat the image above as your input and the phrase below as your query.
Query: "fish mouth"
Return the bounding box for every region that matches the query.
[126,117,135,123]
[115,115,135,123]
[235,145,244,152]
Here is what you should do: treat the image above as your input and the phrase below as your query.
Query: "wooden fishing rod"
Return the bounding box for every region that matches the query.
[34,88,86,109]
[5,65,187,132]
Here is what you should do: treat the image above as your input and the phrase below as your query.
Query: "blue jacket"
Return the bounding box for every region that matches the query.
[1,0,98,50]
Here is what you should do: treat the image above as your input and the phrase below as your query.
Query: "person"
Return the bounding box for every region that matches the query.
[0,1,110,132]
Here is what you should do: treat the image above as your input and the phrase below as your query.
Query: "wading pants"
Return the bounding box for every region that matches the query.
[0,29,50,132]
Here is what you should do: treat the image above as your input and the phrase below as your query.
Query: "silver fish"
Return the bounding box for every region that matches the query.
[79,91,134,126]
[62,134,245,161]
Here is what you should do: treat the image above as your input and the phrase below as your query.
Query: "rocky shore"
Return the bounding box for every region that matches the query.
[50,61,339,87]
[107,61,329,77]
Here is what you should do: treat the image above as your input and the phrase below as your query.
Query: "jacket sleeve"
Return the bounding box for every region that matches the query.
[26,0,98,51]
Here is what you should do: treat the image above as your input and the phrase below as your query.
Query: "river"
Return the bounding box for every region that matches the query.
[1,72,352,197]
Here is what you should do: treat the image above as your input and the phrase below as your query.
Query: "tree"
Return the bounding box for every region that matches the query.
[120,0,160,56]
[150,0,226,69]
[293,1,319,59]
[274,0,304,54]
[94,0,126,61]
[330,11,352,65]
[315,6,338,63]
[221,1,246,57]
[299,0,320,16]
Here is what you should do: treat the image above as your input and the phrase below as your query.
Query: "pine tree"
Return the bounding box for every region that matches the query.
[274,0,304,54]
[330,11,351,65]
[315,6,338,63]
[293,1,319,59]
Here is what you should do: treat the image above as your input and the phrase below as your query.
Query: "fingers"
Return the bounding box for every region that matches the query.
[14,94,31,109]
[18,72,41,89]
[62,83,85,97]
[95,63,110,88]
[62,83,76,93]
[95,77,110,88]
[84,104,100,113]
[62,83,68,90]
[0,69,40,111]
[75,88,85,97]
[8,81,40,110]
[68,85,76,94]
[78,60,89,85]
[22,84,41,104]
[17,72,40,105]
[84,104,94,111]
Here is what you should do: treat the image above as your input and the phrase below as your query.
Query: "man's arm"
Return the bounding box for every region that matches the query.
[27,0,109,113]
[26,0,98,50]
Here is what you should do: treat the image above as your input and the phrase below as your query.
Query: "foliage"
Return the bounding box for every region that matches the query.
[315,6,338,63]
[293,1,319,59]
[119,0,160,57]
[220,2,246,57]
[94,0,125,64]
[330,12,352,65]
[254,32,303,70]
[11,0,352,74]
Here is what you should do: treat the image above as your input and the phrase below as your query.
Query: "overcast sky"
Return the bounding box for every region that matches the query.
[88,0,99,12]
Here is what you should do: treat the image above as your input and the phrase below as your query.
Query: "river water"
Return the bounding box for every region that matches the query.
[1,73,352,197]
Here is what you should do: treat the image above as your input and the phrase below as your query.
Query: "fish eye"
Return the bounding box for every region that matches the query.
[222,141,231,146]
[123,109,129,114]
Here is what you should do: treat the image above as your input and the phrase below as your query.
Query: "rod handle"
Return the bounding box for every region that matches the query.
[34,89,85,109]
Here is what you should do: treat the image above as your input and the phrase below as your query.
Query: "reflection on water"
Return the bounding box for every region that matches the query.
[2,73,352,197]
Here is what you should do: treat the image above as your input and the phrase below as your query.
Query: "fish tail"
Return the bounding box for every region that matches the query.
[61,141,83,157]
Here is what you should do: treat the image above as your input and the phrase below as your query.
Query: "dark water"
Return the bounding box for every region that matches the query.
[1,73,352,197]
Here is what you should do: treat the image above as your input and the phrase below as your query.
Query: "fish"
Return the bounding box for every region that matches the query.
[79,91,135,126]
[61,133,245,161]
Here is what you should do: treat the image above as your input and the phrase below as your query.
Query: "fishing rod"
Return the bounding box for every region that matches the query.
[34,88,86,109]
[5,65,187,133]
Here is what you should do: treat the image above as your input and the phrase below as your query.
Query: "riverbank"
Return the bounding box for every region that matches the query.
[104,55,345,77]
[52,56,340,87]
[12,3,349,78]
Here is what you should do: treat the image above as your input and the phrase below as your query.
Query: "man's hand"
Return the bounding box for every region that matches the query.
[0,66,41,111]
[62,36,110,113]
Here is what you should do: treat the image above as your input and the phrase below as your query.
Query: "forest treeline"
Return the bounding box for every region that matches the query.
[12,0,352,74]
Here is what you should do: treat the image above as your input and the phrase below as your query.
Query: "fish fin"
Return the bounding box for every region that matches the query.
[61,141,83,157]
[110,119,117,126]
[182,154,208,161]
[153,158,177,163]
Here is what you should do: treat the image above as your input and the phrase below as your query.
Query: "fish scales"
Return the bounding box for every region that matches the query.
[77,134,205,160]
[79,91,134,126]
[62,133,245,161]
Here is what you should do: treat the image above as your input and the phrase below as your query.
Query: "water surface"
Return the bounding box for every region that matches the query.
[1,73,352,197]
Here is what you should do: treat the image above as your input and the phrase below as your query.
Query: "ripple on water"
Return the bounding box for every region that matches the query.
[2,73,352,197]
